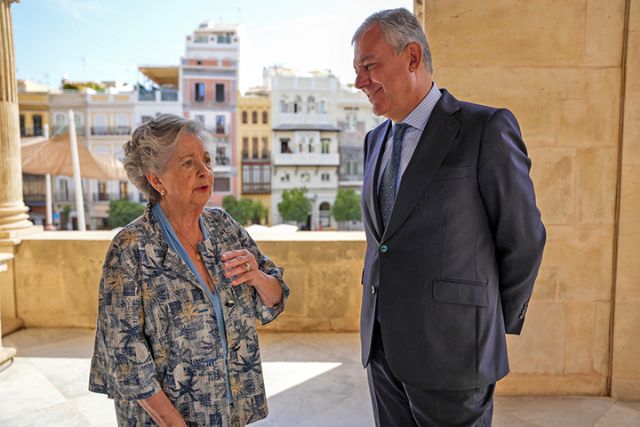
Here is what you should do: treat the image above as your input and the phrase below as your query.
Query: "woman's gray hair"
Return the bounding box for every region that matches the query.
[352,8,433,73]
[124,113,204,203]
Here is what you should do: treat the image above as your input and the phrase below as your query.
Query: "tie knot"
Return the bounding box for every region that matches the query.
[393,122,409,141]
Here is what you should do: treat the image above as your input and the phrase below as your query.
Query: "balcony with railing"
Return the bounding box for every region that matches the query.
[273,152,339,166]
[137,88,179,102]
[50,125,87,137]
[242,182,270,194]
[90,126,132,136]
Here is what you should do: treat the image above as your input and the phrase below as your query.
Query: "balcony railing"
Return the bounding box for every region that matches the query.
[90,126,132,136]
[51,126,87,136]
[273,152,340,166]
[242,183,270,194]
[215,156,230,166]
[137,89,179,102]
[92,193,133,202]
[20,127,44,137]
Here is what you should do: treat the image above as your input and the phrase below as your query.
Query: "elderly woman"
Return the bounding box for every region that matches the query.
[89,114,288,426]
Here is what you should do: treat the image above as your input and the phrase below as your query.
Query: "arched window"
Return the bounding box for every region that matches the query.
[319,100,327,114]
[307,95,316,113]
[280,98,288,113]
[294,96,302,114]
[252,111,258,124]
[241,110,248,124]
[319,202,331,228]
[262,111,268,124]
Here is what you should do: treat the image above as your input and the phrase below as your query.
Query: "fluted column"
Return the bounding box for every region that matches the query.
[0,0,32,238]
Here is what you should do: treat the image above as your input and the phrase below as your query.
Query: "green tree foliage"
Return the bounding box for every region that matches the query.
[332,189,362,224]
[108,199,145,228]
[223,196,268,225]
[278,188,310,224]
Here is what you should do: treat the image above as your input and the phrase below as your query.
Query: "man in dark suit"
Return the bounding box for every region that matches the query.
[352,8,546,426]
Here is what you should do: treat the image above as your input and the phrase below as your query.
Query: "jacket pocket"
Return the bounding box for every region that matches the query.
[433,166,469,181]
[432,278,488,307]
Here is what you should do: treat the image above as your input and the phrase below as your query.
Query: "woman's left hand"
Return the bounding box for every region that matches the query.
[222,249,261,286]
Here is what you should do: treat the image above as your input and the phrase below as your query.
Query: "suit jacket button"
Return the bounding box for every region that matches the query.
[225,299,235,307]
[371,285,376,295]
[380,244,388,253]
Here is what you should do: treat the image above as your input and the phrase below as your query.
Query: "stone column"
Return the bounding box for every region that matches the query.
[0,0,26,368]
[0,0,32,239]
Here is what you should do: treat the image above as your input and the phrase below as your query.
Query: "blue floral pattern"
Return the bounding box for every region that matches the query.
[89,205,289,426]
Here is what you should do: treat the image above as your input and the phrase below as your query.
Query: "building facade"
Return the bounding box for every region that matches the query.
[237,88,272,224]
[266,67,341,230]
[181,21,239,206]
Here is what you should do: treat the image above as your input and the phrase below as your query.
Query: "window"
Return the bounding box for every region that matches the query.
[280,138,291,154]
[307,96,316,113]
[321,138,330,154]
[252,137,259,159]
[262,111,268,124]
[261,137,269,159]
[119,181,128,200]
[194,82,205,102]
[319,100,327,114]
[195,35,208,43]
[321,173,331,182]
[215,84,225,103]
[215,115,225,134]
[33,115,43,136]
[300,172,310,182]
[294,96,302,113]
[97,181,108,201]
[59,179,69,201]
[215,146,228,165]
[242,137,249,159]
[280,99,288,113]
[213,176,230,192]
[252,111,258,124]
[19,114,25,136]
[242,164,270,194]
[280,173,290,182]
[319,202,331,227]
[242,111,248,124]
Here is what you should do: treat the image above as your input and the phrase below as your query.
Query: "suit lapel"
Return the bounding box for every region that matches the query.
[382,91,461,242]
[363,120,392,242]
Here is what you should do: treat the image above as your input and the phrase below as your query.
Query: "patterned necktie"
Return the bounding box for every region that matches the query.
[378,122,409,229]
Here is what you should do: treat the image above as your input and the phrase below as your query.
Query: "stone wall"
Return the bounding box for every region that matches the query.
[417,0,637,398]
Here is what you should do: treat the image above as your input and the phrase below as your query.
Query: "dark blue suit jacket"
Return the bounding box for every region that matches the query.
[360,89,546,390]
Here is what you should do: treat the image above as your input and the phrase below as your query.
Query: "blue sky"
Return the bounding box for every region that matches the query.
[12,0,412,93]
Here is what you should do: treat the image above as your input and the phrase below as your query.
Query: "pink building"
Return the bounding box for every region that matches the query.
[181,22,239,206]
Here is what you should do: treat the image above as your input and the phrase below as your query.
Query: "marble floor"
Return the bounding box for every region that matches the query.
[0,329,639,427]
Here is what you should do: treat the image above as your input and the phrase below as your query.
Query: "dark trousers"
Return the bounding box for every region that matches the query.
[367,322,494,427]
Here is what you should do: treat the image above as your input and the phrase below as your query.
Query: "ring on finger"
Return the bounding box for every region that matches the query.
[245,262,251,272]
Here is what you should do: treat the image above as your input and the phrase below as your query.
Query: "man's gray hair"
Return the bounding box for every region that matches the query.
[352,8,433,73]
[123,113,204,203]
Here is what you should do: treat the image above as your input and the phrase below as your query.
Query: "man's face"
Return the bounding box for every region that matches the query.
[353,24,413,122]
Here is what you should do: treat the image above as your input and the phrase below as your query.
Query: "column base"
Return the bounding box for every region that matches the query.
[0,225,43,240]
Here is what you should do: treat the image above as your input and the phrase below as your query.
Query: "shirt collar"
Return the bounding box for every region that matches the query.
[394,81,442,131]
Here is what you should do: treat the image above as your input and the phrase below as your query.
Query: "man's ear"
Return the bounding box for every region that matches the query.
[406,42,423,72]
[146,172,164,194]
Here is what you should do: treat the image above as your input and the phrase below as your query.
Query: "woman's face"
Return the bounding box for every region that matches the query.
[151,133,213,212]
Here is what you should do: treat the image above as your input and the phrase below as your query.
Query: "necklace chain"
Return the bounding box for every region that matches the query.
[172,224,202,260]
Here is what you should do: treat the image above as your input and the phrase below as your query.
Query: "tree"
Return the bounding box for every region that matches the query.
[278,188,310,225]
[332,189,362,230]
[223,196,268,225]
[108,199,145,228]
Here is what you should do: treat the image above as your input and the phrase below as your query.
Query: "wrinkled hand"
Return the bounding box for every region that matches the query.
[222,249,260,286]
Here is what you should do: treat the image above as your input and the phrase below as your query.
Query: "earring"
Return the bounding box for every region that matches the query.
[160,189,166,197]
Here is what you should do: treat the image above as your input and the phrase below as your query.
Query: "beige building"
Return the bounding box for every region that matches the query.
[237,88,272,224]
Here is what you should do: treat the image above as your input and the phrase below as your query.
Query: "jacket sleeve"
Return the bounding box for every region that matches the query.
[225,212,290,325]
[478,109,546,335]
[89,230,161,400]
